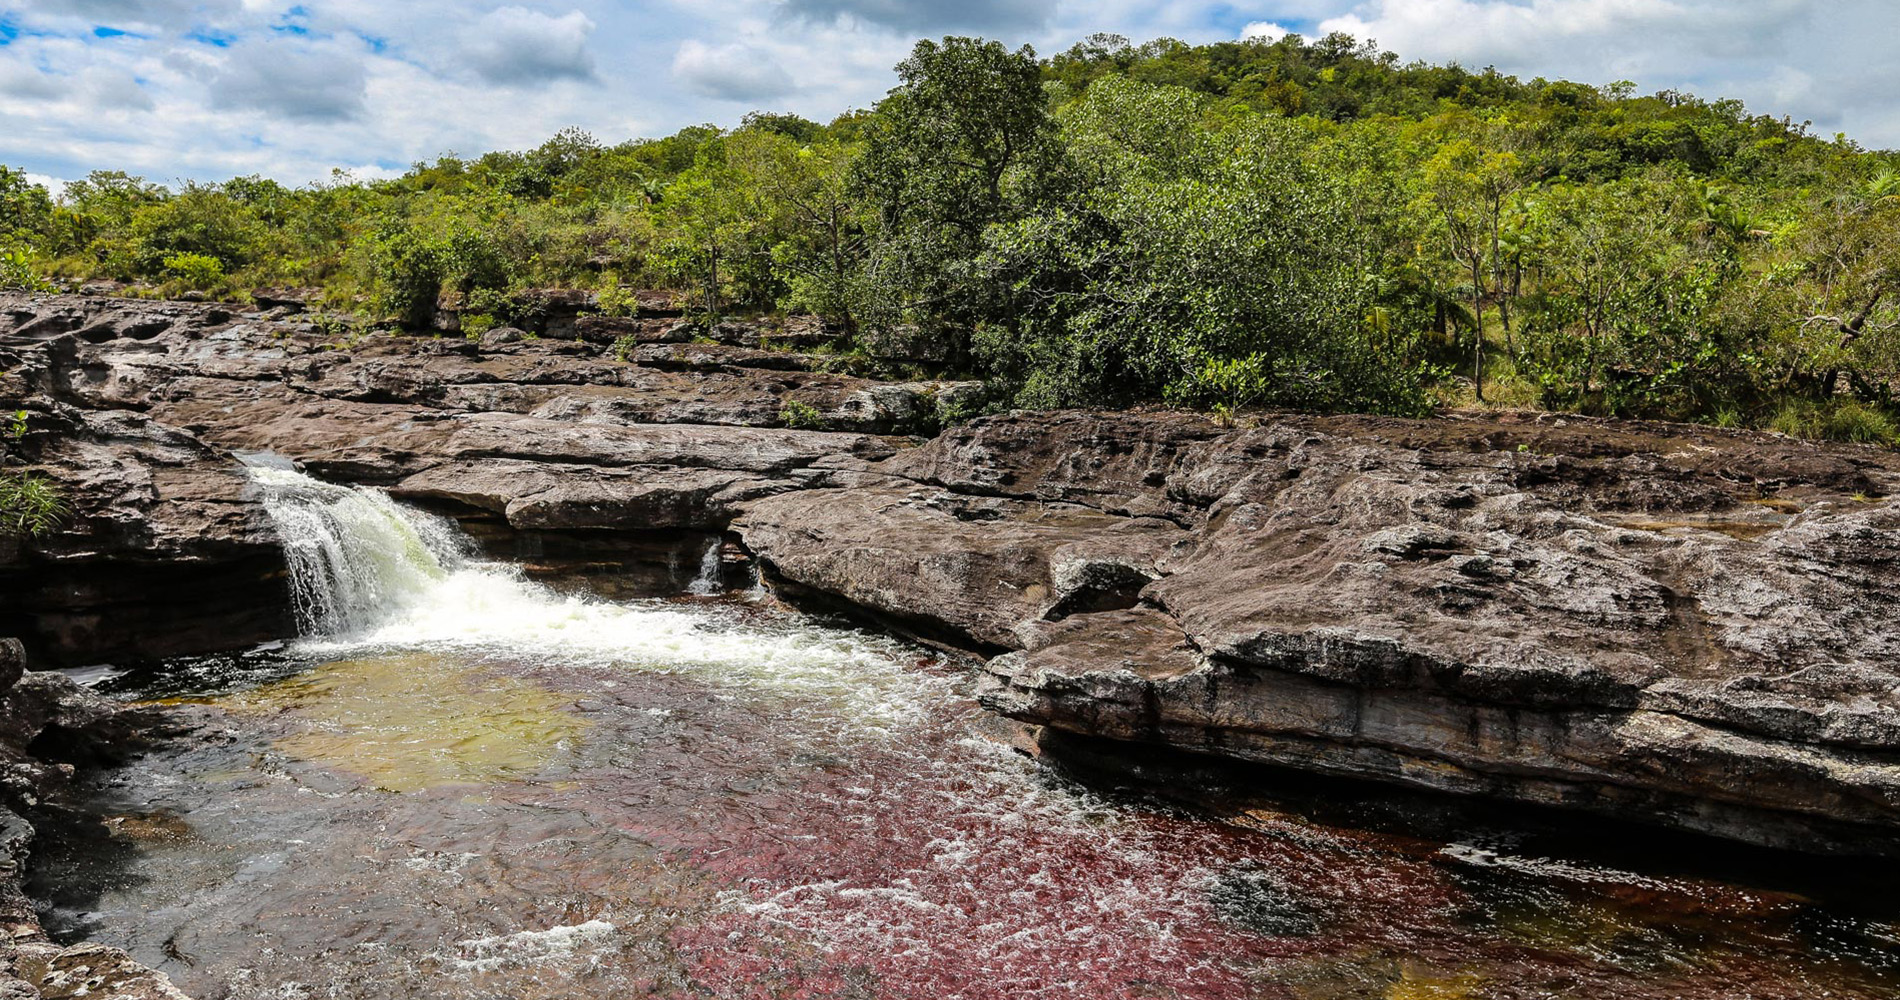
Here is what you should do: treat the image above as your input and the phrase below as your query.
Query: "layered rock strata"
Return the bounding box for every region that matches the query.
[8,292,1900,853]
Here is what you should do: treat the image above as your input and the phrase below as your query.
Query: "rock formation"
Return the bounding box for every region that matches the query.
[8,291,1900,856]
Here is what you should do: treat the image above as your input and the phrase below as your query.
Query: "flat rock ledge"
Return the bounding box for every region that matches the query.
[10,291,1900,855]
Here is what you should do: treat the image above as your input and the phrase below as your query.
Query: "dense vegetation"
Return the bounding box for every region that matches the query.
[4,32,1899,438]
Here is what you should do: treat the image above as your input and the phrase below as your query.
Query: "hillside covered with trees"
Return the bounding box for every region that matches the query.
[4,32,1898,439]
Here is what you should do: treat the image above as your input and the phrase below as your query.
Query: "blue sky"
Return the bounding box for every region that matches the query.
[1,0,1895,190]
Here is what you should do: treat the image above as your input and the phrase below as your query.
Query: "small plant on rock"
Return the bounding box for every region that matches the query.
[460,312,498,339]
[779,399,825,429]
[0,472,67,537]
[595,275,639,318]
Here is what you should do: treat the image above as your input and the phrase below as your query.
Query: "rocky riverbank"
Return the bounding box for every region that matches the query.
[7,291,1900,858]
[0,641,185,998]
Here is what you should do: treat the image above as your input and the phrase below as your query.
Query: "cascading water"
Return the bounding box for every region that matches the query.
[686,537,724,596]
[247,462,469,635]
[242,463,929,731]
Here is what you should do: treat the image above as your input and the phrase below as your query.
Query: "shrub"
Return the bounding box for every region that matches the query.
[363,222,448,327]
[161,251,226,290]
[779,399,825,429]
[1821,401,1900,444]
[596,274,639,318]
[459,312,498,338]
[0,472,67,537]
[1767,399,1900,445]
[0,243,47,291]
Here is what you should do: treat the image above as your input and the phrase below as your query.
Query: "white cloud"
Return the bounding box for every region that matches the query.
[0,62,65,102]
[1316,0,1899,145]
[1316,0,1801,76]
[337,162,406,182]
[0,0,1897,187]
[778,0,1057,34]
[458,7,598,86]
[23,0,243,29]
[672,39,795,101]
[207,39,368,121]
[83,67,155,111]
[1240,21,1291,43]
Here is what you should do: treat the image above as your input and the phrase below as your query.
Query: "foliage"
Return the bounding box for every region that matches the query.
[975,77,1431,413]
[459,312,498,337]
[162,251,226,290]
[852,36,1062,365]
[595,274,640,317]
[779,399,825,429]
[5,31,1900,435]
[0,243,46,291]
[1767,399,1900,445]
[0,472,67,537]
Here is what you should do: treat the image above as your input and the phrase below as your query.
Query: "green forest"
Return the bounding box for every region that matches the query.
[4,32,1899,439]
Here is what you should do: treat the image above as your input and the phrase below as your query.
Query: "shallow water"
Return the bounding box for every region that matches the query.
[29,472,1900,999]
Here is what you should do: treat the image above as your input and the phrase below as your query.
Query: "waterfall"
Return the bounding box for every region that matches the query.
[246,463,469,636]
[686,538,723,596]
[239,465,917,733]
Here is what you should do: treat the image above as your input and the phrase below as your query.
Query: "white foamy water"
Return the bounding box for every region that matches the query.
[447,920,619,972]
[246,465,940,735]
[248,465,469,635]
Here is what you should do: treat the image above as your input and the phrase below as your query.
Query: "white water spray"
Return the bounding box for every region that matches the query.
[244,464,936,733]
[247,464,470,635]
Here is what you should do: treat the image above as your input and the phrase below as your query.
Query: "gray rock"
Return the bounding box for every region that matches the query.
[16,290,1900,853]
[480,325,524,346]
[0,642,20,696]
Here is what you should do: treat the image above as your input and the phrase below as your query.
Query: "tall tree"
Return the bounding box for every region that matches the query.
[853,36,1060,365]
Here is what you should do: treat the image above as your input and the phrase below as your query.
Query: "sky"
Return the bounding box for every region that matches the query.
[1,0,1895,191]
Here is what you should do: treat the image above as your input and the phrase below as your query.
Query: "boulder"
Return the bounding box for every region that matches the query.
[479,325,525,347]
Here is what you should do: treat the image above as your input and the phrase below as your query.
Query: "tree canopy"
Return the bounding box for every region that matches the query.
[5,31,1898,439]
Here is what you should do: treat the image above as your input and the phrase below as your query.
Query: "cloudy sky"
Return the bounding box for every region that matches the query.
[1,0,1894,190]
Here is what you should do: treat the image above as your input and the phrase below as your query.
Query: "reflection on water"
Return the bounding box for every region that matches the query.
[29,470,1900,999]
[219,653,586,793]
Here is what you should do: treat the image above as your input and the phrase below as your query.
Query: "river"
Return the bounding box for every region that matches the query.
[26,468,1900,999]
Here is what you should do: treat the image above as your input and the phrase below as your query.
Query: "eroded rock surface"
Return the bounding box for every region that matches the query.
[1,294,960,657]
[10,291,1900,853]
[742,410,1900,853]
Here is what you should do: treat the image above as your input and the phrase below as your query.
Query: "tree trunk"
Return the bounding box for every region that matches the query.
[1470,258,1487,403]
